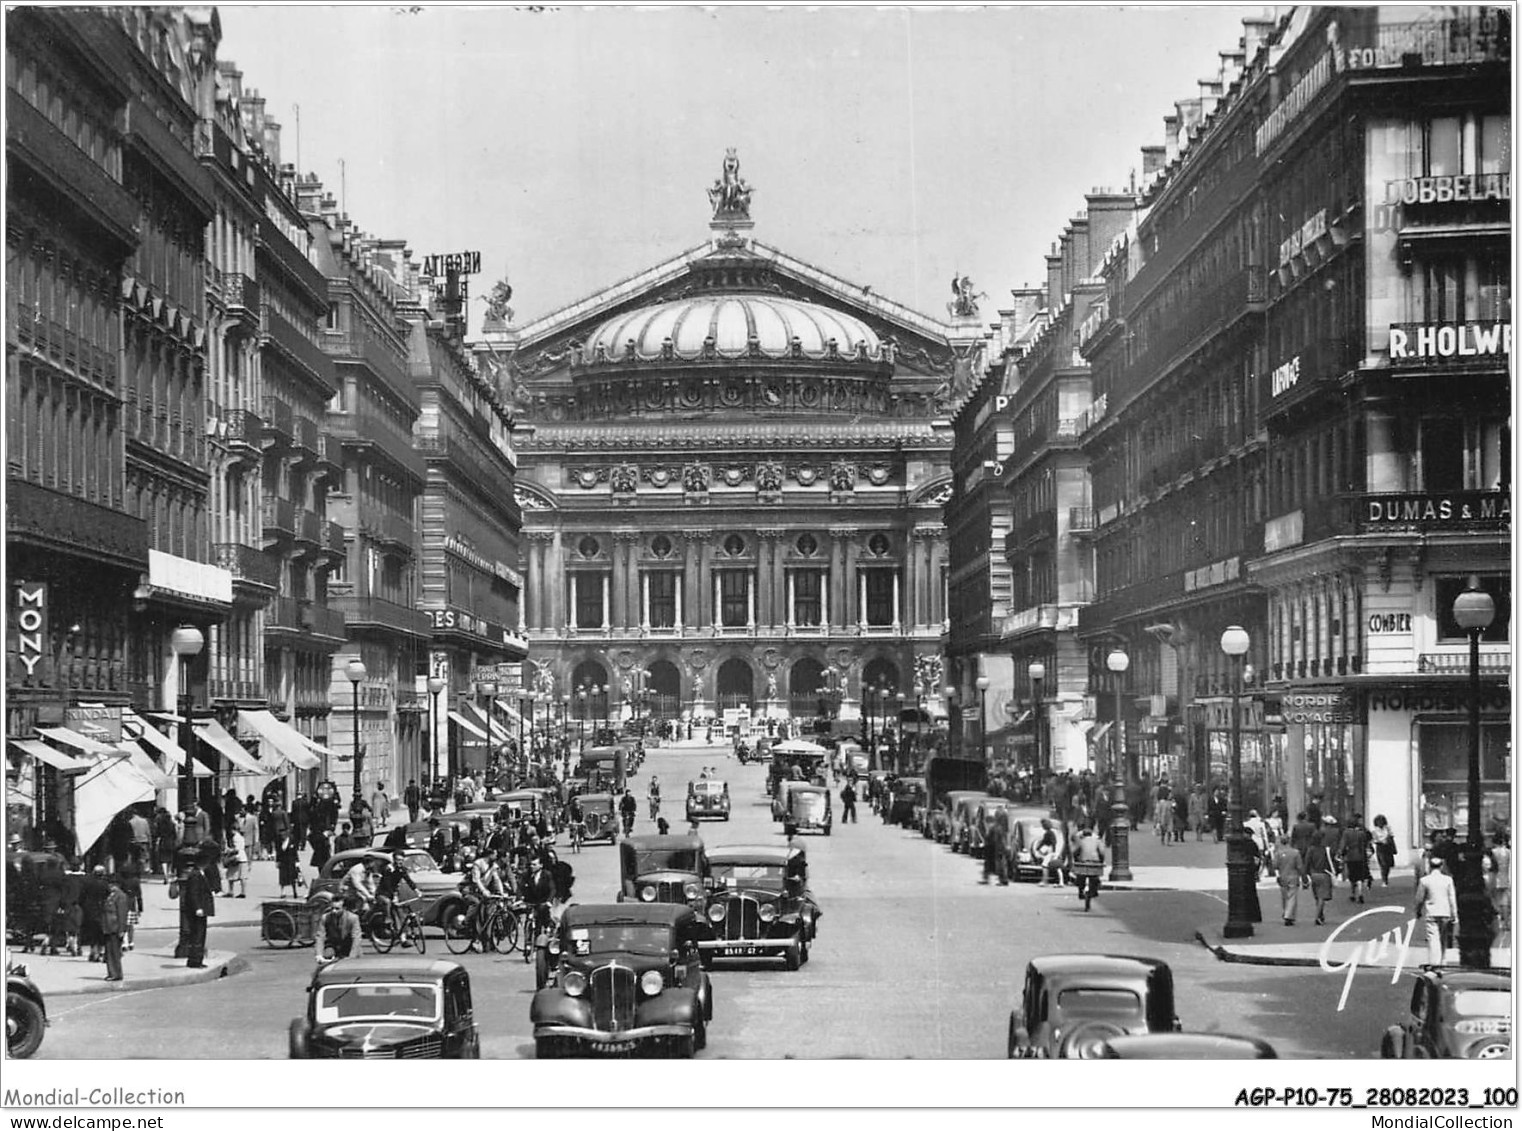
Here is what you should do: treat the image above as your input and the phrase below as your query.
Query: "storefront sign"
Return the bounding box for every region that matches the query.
[1256,51,1333,154]
[1383,173,1510,206]
[1367,613,1412,635]
[430,605,511,644]
[1184,556,1241,593]
[1358,491,1510,531]
[1270,356,1302,397]
[1369,688,1510,713]
[65,705,122,742]
[1278,210,1328,268]
[1264,510,1304,552]
[8,581,50,686]
[422,251,481,276]
[1281,691,1354,725]
[1389,323,1512,361]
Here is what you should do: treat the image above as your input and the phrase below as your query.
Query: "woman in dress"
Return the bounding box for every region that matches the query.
[276,834,303,898]
[1370,814,1397,886]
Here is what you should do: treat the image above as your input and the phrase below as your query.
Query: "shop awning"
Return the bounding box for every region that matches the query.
[238,709,322,770]
[465,701,512,744]
[36,726,119,757]
[10,738,90,773]
[124,748,174,790]
[123,712,212,777]
[1086,721,1113,746]
[73,751,159,855]
[301,735,336,763]
[448,710,490,742]
[195,719,265,774]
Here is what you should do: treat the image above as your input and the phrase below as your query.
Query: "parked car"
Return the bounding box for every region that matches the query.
[923,757,987,841]
[945,791,991,852]
[1008,955,1181,1059]
[576,792,618,844]
[686,779,731,822]
[531,903,712,1058]
[1381,967,1511,1060]
[289,956,480,1059]
[700,844,819,969]
[619,835,711,911]
[887,776,927,829]
[969,798,1015,856]
[6,955,47,1058]
[1007,813,1068,883]
[311,849,461,929]
[779,782,833,836]
[1099,1033,1276,1058]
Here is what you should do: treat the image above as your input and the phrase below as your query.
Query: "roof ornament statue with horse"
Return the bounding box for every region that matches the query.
[707,148,754,222]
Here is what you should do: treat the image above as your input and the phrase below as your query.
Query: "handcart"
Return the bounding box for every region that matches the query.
[261,897,320,948]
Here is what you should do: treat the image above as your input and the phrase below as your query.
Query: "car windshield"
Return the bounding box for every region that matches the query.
[400,853,439,875]
[714,863,785,889]
[693,782,723,796]
[1056,988,1143,1019]
[1450,990,1511,1017]
[637,850,699,874]
[792,792,827,819]
[315,983,441,1024]
[566,924,673,956]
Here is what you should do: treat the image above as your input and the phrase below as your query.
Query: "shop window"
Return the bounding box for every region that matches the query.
[1434,575,1510,642]
[1418,720,1511,836]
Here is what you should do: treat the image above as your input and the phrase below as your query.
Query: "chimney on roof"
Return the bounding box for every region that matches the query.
[1164,114,1181,163]
[1241,16,1276,62]
[262,119,281,166]
[1006,286,1045,339]
[1084,190,1135,270]
[1046,242,1065,310]
[1141,145,1167,180]
[1176,98,1204,151]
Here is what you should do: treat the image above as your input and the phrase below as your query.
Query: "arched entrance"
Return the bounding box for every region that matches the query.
[571,659,610,723]
[716,657,754,712]
[788,657,825,718]
[646,659,681,720]
[862,657,901,695]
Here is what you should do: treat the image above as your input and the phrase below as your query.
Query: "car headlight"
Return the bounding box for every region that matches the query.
[707,903,727,923]
[639,969,664,996]
[548,938,561,955]
[639,885,656,902]
[683,882,702,900]
[758,903,778,922]
[562,970,586,997]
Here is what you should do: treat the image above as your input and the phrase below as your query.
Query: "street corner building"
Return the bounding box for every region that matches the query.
[473,153,961,736]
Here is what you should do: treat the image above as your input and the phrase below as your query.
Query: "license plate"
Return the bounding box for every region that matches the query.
[718,945,767,957]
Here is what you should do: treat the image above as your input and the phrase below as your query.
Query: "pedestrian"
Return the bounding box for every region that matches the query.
[1305,829,1336,926]
[240,803,261,864]
[1188,787,1205,842]
[1244,810,1268,878]
[1273,834,1305,925]
[1487,831,1511,949]
[1321,815,1345,881]
[175,851,215,968]
[277,834,303,898]
[348,796,373,842]
[404,778,422,824]
[1341,814,1372,903]
[1413,853,1457,965]
[1290,811,1316,863]
[309,825,332,871]
[117,851,143,952]
[152,806,177,880]
[1209,787,1228,842]
[840,781,857,824]
[99,873,130,982]
[1306,793,1324,828]
[333,822,357,855]
[1371,814,1397,886]
[178,800,210,849]
[318,893,361,964]
[225,824,249,898]
[1155,792,1175,846]
[289,791,311,847]
[370,781,391,829]
[79,864,110,963]
[656,817,671,836]
[222,788,242,842]
[128,807,151,870]
[981,814,1009,885]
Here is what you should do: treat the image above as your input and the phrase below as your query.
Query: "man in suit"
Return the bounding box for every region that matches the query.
[1273,835,1305,926]
[100,874,130,982]
[177,850,215,968]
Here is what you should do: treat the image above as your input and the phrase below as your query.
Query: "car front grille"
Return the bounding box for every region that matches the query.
[320,1034,442,1059]
[720,895,761,940]
[590,964,638,1032]
[653,880,685,903]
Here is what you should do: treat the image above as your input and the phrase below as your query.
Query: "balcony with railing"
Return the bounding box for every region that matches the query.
[322,328,415,410]
[1069,507,1095,533]
[12,301,119,389]
[1262,336,1356,417]
[295,508,323,547]
[1008,510,1057,549]
[318,433,346,483]
[327,405,427,484]
[262,496,295,542]
[293,415,322,465]
[306,602,347,641]
[208,677,262,702]
[224,406,263,450]
[414,433,515,497]
[1417,650,1512,675]
[324,520,347,558]
[360,508,417,551]
[265,309,336,393]
[214,270,260,324]
[7,97,137,249]
[1139,427,1235,493]
[331,594,432,639]
[215,542,280,590]
[261,396,295,446]
[1119,263,1266,404]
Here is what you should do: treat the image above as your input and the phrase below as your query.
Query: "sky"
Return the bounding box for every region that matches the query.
[216,4,1265,327]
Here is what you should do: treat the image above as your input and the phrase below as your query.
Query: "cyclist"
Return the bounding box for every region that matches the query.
[567,797,586,851]
[618,789,638,836]
[647,775,662,821]
[373,849,419,931]
[340,856,376,918]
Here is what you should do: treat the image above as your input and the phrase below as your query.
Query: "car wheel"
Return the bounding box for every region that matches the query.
[701,978,713,1022]
[534,947,550,990]
[784,942,801,971]
[1007,1016,1018,1060]
[287,1018,310,1061]
[799,939,810,965]
[1472,1041,1510,1060]
[693,1016,707,1052]
[6,992,44,1059]
[675,1031,697,1059]
[535,1037,559,1060]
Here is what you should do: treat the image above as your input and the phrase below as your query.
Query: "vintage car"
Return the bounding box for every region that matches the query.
[619,835,711,911]
[942,790,990,850]
[1006,813,1068,882]
[1008,955,1181,1059]
[311,849,461,928]
[1380,967,1511,1060]
[967,798,1015,855]
[778,782,833,836]
[686,779,731,822]
[6,956,47,1058]
[371,813,475,852]
[1100,1033,1276,1058]
[887,777,927,829]
[577,747,627,794]
[289,956,480,1059]
[575,792,618,844]
[531,903,713,1058]
[700,844,820,969]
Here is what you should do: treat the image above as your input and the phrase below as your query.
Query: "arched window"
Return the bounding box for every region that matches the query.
[716,657,754,711]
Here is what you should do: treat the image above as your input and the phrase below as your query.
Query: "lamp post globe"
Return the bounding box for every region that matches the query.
[345,659,367,800]
[171,626,205,817]
[1028,661,1046,775]
[1103,648,1133,882]
[1219,625,1258,939]
[427,676,446,784]
[1453,576,1497,969]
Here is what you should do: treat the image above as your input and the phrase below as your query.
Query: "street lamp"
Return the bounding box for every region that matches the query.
[480,681,499,780]
[577,687,589,753]
[427,676,446,785]
[975,675,991,763]
[345,658,367,800]
[894,691,906,774]
[1453,575,1497,968]
[1105,647,1133,883]
[1028,660,1046,776]
[1220,625,1255,938]
[171,626,205,818]
[942,685,956,758]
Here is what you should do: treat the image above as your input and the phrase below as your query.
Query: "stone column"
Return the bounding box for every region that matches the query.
[609,536,628,628]
[845,535,862,628]
[1365,408,1401,493]
[569,573,580,632]
[786,572,796,629]
[905,529,921,629]
[892,569,902,633]
[681,530,706,631]
[829,526,857,630]
[757,529,784,627]
[601,573,611,632]
[549,531,566,629]
[921,525,947,626]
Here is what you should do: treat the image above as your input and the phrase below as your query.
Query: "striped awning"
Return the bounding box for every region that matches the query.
[238,709,322,770]
[36,726,119,757]
[10,738,90,773]
[122,711,212,777]
[465,701,512,744]
[448,710,490,742]
[195,718,265,774]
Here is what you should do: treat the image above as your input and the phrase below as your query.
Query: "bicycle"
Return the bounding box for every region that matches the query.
[568,820,585,853]
[369,897,426,955]
[443,894,518,955]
